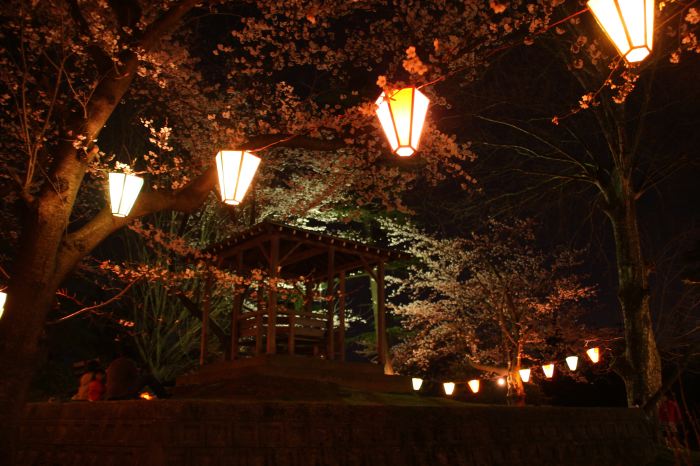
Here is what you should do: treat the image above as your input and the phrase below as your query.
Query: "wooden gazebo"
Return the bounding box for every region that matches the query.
[197,221,407,373]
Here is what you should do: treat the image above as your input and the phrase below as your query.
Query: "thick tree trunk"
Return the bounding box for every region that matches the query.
[605,171,662,407]
[506,343,526,406]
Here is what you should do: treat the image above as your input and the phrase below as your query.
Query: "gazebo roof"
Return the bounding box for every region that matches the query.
[205,221,409,280]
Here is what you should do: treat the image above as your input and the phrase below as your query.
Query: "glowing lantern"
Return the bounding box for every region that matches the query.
[468,379,480,394]
[215,150,261,205]
[587,347,601,363]
[108,172,144,217]
[0,291,6,320]
[566,356,579,371]
[587,0,654,63]
[443,382,456,395]
[519,368,531,383]
[139,391,154,400]
[542,364,555,379]
[412,377,423,391]
[375,87,430,157]
[497,377,506,387]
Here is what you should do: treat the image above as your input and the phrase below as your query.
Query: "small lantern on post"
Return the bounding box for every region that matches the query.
[443,382,456,395]
[587,0,654,63]
[108,172,144,217]
[566,356,579,371]
[542,364,555,379]
[215,150,261,205]
[411,377,423,391]
[375,87,430,157]
[497,377,506,387]
[586,347,601,363]
[519,368,531,383]
[468,379,480,394]
[0,291,6,320]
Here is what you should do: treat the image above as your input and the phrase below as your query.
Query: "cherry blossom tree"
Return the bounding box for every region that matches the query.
[386,218,597,405]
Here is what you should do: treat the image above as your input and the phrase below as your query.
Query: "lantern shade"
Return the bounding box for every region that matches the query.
[375,87,430,157]
[587,347,601,363]
[0,291,6,320]
[468,379,480,394]
[215,150,261,205]
[411,377,423,391]
[542,364,555,379]
[566,356,579,371]
[519,368,531,383]
[109,172,144,217]
[497,377,506,387]
[587,0,654,63]
[443,382,456,395]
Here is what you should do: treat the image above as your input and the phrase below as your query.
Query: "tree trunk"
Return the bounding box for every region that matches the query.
[506,343,526,406]
[605,170,662,407]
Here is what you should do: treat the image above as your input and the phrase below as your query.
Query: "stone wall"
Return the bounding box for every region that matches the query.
[17,400,657,466]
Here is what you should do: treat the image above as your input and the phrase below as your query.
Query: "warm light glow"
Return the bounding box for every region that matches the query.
[587,0,654,63]
[139,392,154,400]
[566,356,579,371]
[375,87,430,157]
[468,379,480,394]
[587,347,601,363]
[497,377,506,387]
[443,382,455,395]
[519,368,531,383]
[412,377,423,391]
[108,172,144,217]
[215,150,261,205]
[542,364,555,379]
[0,291,6,320]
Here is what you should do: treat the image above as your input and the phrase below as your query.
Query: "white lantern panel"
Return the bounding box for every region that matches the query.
[109,172,144,217]
[519,368,531,383]
[468,379,480,394]
[566,356,579,371]
[443,382,455,395]
[411,377,423,391]
[375,87,430,157]
[542,364,555,379]
[588,0,654,63]
[0,291,6,320]
[215,150,261,205]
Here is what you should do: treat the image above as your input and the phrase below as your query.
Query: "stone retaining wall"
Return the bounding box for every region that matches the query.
[17,400,657,466]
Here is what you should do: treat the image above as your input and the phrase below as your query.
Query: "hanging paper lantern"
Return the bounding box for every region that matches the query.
[215,150,261,205]
[375,87,430,157]
[542,364,555,379]
[411,377,423,391]
[587,0,654,63]
[566,356,579,371]
[108,172,144,217]
[497,377,506,387]
[519,368,531,383]
[0,291,6,320]
[587,347,601,363]
[468,379,480,394]
[443,382,456,395]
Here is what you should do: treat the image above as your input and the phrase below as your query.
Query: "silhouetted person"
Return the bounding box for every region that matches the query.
[105,356,168,400]
[658,394,682,447]
[72,360,103,401]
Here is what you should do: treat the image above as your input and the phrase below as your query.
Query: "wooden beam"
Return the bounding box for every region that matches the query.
[376,261,387,369]
[267,235,279,354]
[338,271,346,362]
[200,270,213,366]
[230,253,244,360]
[279,246,326,268]
[326,246,335,360]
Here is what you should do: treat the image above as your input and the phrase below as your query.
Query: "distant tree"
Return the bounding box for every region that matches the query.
[386,218,597,405]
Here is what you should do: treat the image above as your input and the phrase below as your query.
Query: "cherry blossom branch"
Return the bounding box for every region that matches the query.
[48,278,140,324]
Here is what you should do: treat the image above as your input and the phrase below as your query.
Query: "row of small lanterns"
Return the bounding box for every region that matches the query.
[106,0,655,218]
[412,347,602,396]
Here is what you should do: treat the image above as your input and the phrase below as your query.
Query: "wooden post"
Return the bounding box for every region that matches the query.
[288,310,295,355]
[200,270,213,366]
[230,253,243,360]
[326,246,335,360]
[267,235,279,354]
[376,261,386,368]
[338,271,346,362]
[255,287,263,356]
